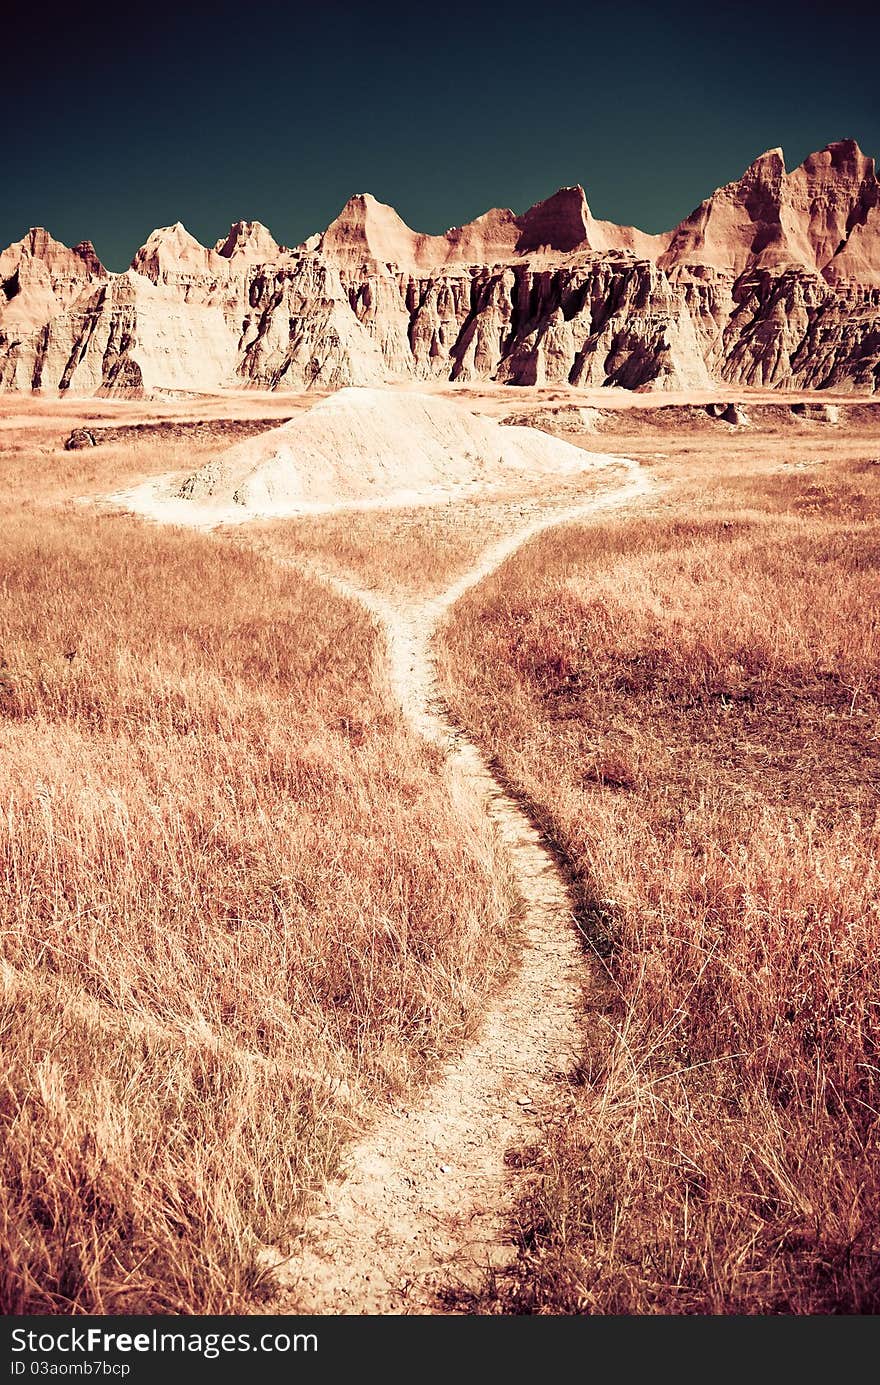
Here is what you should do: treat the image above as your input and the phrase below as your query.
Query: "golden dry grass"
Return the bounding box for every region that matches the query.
[438,454,880,1313]
[0,434,514,1313]
[0,427,193,505]
[5,402,878,1316]
[250,470,627,599]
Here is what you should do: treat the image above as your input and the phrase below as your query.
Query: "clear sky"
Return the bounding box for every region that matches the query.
[8,0,880,269]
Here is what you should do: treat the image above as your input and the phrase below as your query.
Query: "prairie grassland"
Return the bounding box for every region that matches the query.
[437,454,880,1313]
[0,426,200,506]
[0,436,514,1313]
[250,468,627,599]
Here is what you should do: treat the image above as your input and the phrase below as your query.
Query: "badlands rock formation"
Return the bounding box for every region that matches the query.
[659,141,880,281]
[1,141,878,396]
[177,387,611,514]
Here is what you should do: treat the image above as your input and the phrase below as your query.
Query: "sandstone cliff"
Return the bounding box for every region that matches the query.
[2,140,878,396]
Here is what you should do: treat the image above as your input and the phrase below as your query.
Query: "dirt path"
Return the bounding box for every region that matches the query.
[269,464,654,1313]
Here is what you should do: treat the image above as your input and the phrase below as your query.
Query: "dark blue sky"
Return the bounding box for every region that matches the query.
[8,0,880,269]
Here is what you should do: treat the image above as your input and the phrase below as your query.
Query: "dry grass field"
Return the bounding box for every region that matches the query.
[437,451,880,1313]
[250,469,629,598]
[3,392,879,1317]
[0,424,514,1314]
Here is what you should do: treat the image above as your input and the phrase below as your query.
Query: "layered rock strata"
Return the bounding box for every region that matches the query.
[2,141,878,396]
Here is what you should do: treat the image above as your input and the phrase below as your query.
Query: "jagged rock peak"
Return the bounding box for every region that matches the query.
[516,185,591,253]
[660,139,880,281]
[819,138,872,168]
[316,187,591,268]
[314,184,663,270]
[746,147,786,174]
[788,140,879,277]
[215,219,281,262]
[320,193,422,266]
[1,138,877,398]
[69,240,105,275]
[131,222,225,280]
[1,227,107,278]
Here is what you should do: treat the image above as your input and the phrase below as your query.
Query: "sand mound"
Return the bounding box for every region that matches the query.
[177,388,617,516]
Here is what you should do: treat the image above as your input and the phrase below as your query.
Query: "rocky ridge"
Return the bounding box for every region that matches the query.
[2,141,878,396]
